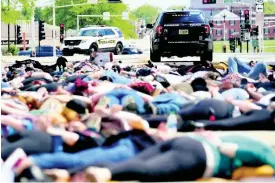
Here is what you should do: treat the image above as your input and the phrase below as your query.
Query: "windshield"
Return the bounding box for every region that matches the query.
[162,12,206,24]
[77,29,99,36]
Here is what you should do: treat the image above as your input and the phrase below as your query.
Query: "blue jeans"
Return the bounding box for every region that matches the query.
[228,57,268,80]
[105,88,145,114]
[104,71,132,84]
[152,93,189,115]
[30,138,137,169]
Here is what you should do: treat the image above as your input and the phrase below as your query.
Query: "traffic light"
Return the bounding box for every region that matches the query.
[39,20,46,41]
[202,0,216,4]
[17,25,22,44]
[244,9,250,29]
[60,24,65,43]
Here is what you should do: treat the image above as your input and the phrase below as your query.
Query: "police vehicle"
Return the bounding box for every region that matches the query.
[147,10,214,62]
[62,26,124,56]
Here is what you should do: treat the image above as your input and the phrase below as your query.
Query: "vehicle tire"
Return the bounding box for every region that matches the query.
[88,44,98,55]
[62,50,74,56]
[200,50,213,62]
[114,43,123,55]
[150,49,161,62]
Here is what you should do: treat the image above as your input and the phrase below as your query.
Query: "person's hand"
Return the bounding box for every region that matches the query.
[245,83,257,92]
[208,84,220,93]
[258,73,269,83]
[68,121,87,132]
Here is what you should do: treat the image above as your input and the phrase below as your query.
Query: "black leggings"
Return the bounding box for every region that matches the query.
[1,130,53,160]
[143,99,234,128]
[200,109,275,131]
[108,137,206,182]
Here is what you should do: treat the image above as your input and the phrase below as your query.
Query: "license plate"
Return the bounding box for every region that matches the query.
[179,29,189,35]
[68,46,74,49]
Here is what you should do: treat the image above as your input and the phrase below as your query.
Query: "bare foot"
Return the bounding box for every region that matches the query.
[85,167,111,182]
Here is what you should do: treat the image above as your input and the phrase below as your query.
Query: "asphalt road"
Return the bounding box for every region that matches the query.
[2,53,275,65]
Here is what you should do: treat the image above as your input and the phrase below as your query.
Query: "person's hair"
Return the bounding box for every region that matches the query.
[249,61,255,67]
[99,76,113,82]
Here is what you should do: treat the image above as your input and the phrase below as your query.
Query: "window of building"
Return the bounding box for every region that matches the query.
[273,29,275,33]
[229,20,235,25]
[264,28,269,34]
[229,29,235,35]
[216,29,222,35]
[252,20,255,24]
[264,21,269,25]
[216,20,221,25]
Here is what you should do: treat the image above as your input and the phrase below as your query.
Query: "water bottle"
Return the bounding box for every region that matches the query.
[166,112,178,133]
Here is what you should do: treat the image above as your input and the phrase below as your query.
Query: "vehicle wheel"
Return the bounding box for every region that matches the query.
[150,49,161,62]
[114,43,123,55]
[62,51,74,56]
[200,50,213,62]
[88,44,98,55]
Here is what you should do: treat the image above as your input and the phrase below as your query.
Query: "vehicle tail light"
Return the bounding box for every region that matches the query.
[156,25,163,35]
[204,25,210,35]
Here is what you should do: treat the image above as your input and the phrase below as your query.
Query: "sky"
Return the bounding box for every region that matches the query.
[38,0,190,9]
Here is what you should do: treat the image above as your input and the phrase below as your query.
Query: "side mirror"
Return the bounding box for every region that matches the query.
[146,24,153,29]
[98,33,104,37]
[209,22,214,28]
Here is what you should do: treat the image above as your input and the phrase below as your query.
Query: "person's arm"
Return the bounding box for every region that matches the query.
[226,98,262,113]
[246,87,264,101]
[47,127,79,146]
[1,116,26,130]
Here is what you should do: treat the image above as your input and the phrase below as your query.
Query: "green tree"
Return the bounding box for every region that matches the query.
[167,5,185,10]
[40,0,137,38]
[264,0,275,15]
[34,7,42,21]
[1,0,37,24]
[132,4,162,24]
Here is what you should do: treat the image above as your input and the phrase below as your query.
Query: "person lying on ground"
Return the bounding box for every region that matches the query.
[83,131,275,182]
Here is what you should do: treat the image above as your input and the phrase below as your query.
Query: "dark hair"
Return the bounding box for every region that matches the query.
[249,61,255,67]
[191,77,208,92]
[99,76,113,82]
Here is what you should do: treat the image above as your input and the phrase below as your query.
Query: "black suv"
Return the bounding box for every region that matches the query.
[147,10,214,62]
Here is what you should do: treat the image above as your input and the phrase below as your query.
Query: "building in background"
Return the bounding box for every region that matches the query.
[1,21,60,47]
[189,0,275,40]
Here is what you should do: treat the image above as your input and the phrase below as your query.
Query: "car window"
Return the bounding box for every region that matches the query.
[98,29,106,36]
[115,29,123,38]
[105,29,115,36]
[162,12,206,24]
[77,29,99,36]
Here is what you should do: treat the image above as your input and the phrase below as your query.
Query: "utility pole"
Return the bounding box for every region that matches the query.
[14,25,17,44]
[8,0,10,50]
[239,10,242,53]
[222,14,227,43]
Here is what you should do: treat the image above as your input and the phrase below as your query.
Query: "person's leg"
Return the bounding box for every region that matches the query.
[228,57,251,74]
[29,138,137,170]
[1,131,53,160]
[104,95,120,107]
[248,61,268,80]
[107,137,206,182]
[199,109,274,131]
[178,99,234,121]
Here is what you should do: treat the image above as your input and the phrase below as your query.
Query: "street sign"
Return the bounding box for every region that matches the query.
[255,0,264,13]
[122,12,129,20]
[256,13,264,26]
[103,12,110,20]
